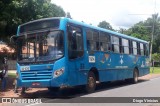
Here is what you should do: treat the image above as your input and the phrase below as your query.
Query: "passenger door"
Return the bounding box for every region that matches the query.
[67,23,85,86]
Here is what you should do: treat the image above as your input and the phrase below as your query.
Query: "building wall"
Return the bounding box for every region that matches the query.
[0,43,14,53]
[8,60,16,70]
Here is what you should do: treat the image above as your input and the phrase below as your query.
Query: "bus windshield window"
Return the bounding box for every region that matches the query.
[17,30,64,63]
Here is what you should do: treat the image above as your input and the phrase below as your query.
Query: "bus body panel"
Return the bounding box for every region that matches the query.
[67,57,87,86]
[17,57,71,88]
[15,17,150,90]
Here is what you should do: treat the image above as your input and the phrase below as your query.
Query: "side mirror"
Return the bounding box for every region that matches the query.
[10,35,17,44]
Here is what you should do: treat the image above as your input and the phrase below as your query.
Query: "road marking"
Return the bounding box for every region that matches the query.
[25,103,41,106]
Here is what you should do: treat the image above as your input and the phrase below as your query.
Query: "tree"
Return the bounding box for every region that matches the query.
[149,14,160,55]
[122,21,150,41]
[98,21,114,31]
[152,53,160,62]
[66,12,72,19]
[126,14,160,53]
[117,28,131,34]
[0,0,66,41]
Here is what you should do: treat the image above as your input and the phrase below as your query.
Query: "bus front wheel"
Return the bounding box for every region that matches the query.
[132,68,139,84]
[21,87,26,95]
[85,71,96,93]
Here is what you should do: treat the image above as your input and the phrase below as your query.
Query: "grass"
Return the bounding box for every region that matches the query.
[0,70,16,78]
[150,67,160,74]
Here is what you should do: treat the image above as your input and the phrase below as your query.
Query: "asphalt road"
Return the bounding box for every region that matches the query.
[2,77,160,106]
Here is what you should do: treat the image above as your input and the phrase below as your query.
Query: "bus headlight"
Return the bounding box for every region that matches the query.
[53,67,64,78]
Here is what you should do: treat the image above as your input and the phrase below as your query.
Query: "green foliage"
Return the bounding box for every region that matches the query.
[0,0,66,40]
[121,14,160,54]
[0,0,66,55]
[152,53,160,62]
[8,72,16,78]
[98,21,114,31]
[98,14,160,54]
[150,67,160,74]
[122,22,150,41]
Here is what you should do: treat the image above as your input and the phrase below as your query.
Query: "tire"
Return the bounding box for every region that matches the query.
[132,68,139,84]
[14,80,18,93]
[85,71,96,93]
[21,87,26,95]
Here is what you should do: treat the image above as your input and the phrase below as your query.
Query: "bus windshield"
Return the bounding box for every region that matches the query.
[17,30,64,63]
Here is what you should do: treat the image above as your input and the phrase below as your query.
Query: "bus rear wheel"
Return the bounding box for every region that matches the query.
[85,71,96,93]
[132,68,139,84]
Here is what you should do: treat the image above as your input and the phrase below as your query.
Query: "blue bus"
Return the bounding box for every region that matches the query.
[12,17,150,93]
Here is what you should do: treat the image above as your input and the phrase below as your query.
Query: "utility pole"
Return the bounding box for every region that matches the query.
[150,14,155,73]
[150,14,155,62]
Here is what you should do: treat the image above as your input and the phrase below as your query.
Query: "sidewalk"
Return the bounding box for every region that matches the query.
[139,73,160,80]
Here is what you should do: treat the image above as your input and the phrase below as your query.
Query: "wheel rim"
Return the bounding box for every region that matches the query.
[134,71,138,82]
[88,77,95,88]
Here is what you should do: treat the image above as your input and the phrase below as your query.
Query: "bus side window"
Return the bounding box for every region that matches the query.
[87,40,91,50]
[112,36,120,53]
[86,29,93,51]
[119,38,123,53]
[93,30,99,51]
[132,41,137,55]
[86,29,99,51]
[144,44,149,56]
[140,43,144,56]
[99,32,110,51]
[129,40,133,54]
[137,42,140,55]
[121,38,129,54]
[68,31,77,50]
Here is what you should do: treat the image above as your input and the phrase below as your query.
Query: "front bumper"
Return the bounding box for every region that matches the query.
[17,78,69,88]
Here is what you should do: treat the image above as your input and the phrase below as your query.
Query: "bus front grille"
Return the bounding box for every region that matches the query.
[21,70,52,80]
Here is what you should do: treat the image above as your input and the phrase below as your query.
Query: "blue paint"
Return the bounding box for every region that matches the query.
[15,17,150,89]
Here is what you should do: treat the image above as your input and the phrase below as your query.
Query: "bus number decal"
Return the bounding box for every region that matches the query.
[89,56,95,63]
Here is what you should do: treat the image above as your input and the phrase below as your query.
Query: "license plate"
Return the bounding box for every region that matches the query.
[32,82,40,86]
[21,66,30,71]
